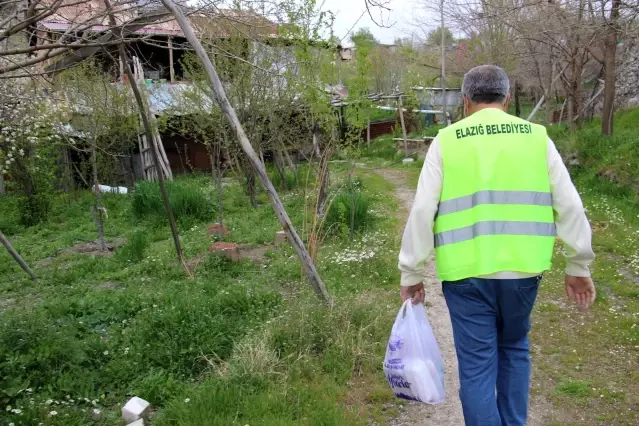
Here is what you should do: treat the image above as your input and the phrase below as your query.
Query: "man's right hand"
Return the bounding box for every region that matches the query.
[565,275,596,310]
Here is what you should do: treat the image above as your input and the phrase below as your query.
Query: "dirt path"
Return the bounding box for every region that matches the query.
[376,168,553,426]
[375,169,465,426]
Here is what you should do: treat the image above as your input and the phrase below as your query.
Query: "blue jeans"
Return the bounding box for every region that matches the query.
[443,276,540,426]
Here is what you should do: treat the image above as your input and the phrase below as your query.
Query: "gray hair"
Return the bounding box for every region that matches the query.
[461,65,510,104]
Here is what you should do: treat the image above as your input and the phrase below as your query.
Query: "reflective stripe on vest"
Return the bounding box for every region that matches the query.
[434,220,556,248]
[437,190,553,216]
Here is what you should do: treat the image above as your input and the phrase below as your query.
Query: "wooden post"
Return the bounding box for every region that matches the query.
[168,36,175,83]
[104,0,184,264]
[398,96,408,157]
[0,231,37,280]
[528,63,568,121]
[558,98,567,126]
[159,0,331,303]
[440,0,447,128]
[0,175,4,194]
[366,119,371,148]
[573,83,605,123]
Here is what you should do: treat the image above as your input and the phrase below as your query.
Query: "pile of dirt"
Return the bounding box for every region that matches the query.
[58,238,125,256]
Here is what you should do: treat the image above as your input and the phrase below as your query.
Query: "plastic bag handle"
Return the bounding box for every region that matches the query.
[394,299,418,324]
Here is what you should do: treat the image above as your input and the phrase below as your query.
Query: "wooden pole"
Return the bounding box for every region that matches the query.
[168,36,175,83]
[528,64,568,121]
[398,96,408,157]
[159,0,330,303]
[119,56,124,82]
[367,119,371,148]
[440,0,447,128]
[0,231,37,280]
[573,83,605,122]
[558,98,567,126]
[104,0,184,263]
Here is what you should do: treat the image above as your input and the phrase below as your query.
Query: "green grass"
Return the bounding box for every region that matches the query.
[555,380,592,398]
[522,108,639,424]
[0,167,402,425]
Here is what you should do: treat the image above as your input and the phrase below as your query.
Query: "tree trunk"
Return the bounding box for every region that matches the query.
[160,0,330,303]
[91,142,107,251]
[104,0,184,263]
[0,231,37,280]
[274,150,288,190]
[62,146,75,195]
[244,161,257,208]
[210,142,224,233]
[283,149,297,186]
[514,80,521,117]
[545,57,555,125]
[573,61,584,130]
[0,175,4,194]
[567,92,575,133]
[216,143,224,231]
[601,0,620,136]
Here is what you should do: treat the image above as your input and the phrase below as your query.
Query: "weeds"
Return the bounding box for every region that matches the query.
[116,230,149,263]
[325,188,371,235]
[132,179,215,225]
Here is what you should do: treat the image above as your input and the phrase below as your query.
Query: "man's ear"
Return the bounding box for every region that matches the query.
[503,93,512,112]
[462,95,471,117]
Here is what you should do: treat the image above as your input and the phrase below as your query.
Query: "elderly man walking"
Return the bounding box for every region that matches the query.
[398,65,596,426]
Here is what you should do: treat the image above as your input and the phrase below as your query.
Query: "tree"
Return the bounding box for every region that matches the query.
[57,62,138,251]
[0,79,59,226]
[427,26,454,47]
[351,27,378,47]
[585,0,624,135]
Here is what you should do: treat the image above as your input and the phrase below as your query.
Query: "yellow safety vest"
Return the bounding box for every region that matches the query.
[434,108,555,281]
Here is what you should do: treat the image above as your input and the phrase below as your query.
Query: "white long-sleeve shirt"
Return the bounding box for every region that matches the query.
[399,136,595,286]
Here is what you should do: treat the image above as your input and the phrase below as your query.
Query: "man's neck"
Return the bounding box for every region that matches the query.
[467,103,505,115]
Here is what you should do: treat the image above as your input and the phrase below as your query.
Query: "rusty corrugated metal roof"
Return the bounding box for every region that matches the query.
[37,0,278,38]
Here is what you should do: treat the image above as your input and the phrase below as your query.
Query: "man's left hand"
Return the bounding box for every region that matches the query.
[400,283,425,304]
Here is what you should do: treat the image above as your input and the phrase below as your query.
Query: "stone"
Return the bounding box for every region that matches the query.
[402,158,415,164]
[122,397,150,424]
[209,242,240,262]
[207,223,230,239]
[275,231,287,246]
[128,420,145,426]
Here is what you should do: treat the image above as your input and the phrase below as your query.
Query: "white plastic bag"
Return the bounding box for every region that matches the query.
[383,300,446,404]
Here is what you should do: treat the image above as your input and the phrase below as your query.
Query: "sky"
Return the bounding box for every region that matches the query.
[320,0,430,46]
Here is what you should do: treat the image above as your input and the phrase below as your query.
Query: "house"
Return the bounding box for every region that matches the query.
[36,0,279,82]
[412,87,463,121]
[33,0,289,178]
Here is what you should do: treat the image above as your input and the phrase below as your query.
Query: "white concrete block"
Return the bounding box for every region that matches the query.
[127,419,145,426]
[122,397,150,423]
[402,158,415,164]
